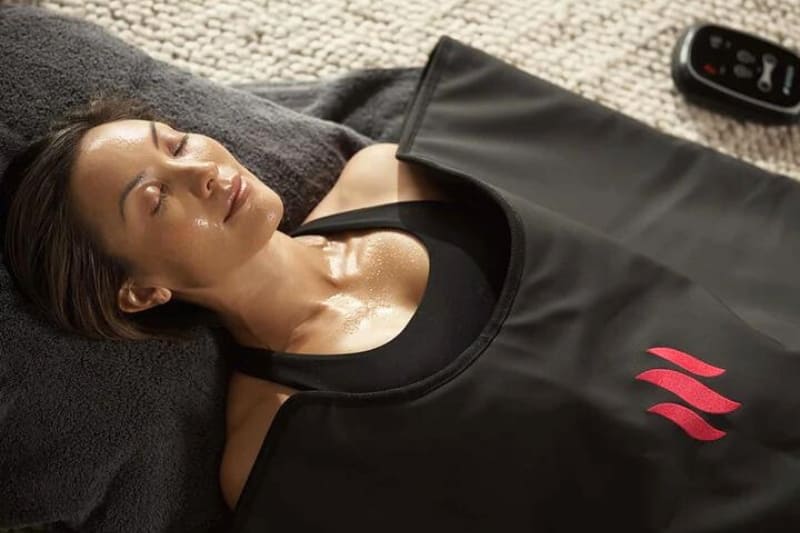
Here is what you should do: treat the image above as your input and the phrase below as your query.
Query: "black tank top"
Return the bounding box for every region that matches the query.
[226,199,508,393]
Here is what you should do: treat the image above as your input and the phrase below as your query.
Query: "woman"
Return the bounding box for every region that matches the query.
[9,93,800,533]
[1,94,505,512]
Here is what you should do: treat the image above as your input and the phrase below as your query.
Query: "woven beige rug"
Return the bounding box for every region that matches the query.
[4,0,799,180]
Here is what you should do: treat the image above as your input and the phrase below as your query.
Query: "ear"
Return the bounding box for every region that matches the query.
[118,283,173,314]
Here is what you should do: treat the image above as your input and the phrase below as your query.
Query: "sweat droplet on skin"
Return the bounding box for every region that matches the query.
[325,293,373,335]
[341,301,394,335]
[323,229,428,341]
[345,248,359,275]
[324,241,348,279]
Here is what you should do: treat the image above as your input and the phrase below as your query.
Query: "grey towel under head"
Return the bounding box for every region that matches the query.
[0,5,373,232]
[0,4,420,532]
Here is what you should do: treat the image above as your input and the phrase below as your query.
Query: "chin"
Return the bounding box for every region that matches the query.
[268,192,284,226]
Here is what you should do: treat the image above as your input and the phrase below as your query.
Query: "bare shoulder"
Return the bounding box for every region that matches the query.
[339,142,450,204]
[301,142,451,225]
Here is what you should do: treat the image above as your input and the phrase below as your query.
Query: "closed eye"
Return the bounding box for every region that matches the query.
[174,134,189,156]
[153,134,190,215]
[154,183,168,215]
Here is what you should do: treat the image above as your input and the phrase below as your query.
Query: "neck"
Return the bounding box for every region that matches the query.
[198,231,348,351]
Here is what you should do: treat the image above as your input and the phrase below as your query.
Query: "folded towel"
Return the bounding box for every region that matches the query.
[0,5,419,532]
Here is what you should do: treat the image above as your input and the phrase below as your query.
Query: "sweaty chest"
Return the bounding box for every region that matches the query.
[311,228,430,352]
[348,228,430,304]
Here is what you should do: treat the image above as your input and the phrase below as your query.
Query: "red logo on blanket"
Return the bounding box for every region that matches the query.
[636,346,741,441]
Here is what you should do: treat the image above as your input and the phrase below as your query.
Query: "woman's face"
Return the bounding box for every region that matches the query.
[70,119,284,305]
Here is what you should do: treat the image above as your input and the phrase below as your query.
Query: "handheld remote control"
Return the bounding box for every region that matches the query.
[672,23,800,124]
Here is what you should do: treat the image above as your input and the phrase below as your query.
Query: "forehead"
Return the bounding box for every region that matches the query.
[70,119,155,224]
[72,119,160,201]
[74,119,152,179]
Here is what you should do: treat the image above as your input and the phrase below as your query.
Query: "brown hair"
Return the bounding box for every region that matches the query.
[1,92,219,342]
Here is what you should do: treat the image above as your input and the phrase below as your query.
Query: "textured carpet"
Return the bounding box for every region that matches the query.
[2,0,799,180]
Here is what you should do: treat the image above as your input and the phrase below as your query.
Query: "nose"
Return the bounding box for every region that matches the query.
[173,159,219,197]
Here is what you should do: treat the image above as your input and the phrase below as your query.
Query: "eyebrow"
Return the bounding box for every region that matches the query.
[119,121,159,223]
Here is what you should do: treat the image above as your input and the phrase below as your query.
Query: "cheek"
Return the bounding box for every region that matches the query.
[158,217,232,262]
[150,219,233,285]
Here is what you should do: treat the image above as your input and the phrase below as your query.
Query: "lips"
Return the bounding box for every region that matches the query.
[224,175,245,222]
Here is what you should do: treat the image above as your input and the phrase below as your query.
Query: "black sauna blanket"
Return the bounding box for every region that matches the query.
[230,36,800,533]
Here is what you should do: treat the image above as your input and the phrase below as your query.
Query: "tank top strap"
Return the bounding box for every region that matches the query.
[289,200,451,237]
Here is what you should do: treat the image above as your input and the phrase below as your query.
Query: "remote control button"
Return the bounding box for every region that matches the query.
[758,54,776,92]
[710,34,723,49]
[736,49,756,63]
[734,64,754,79]
[758,58,775,92]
